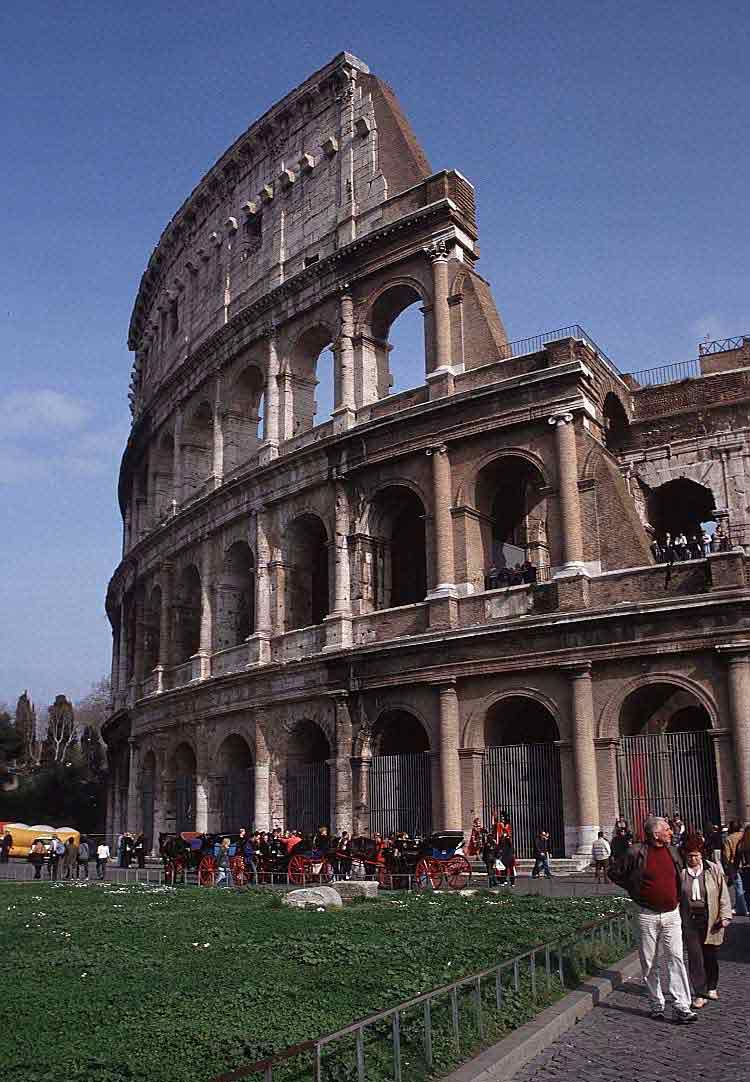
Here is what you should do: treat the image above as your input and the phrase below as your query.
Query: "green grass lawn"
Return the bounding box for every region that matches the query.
[2,881,630,1082]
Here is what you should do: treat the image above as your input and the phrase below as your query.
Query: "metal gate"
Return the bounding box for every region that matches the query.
[617,731,720,840]
[482,743,564,857]
[219,768,254,833]
[286,762,330,834]
[175,774,195,833]
[368,753,432,837]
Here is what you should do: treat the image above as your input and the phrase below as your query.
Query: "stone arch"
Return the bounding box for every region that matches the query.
[285,718,332,834]
[356,276,429,401]
[174,564,202,663]
[462,686,563,748]
[367,705,433,837]
[645,477,717,542]
[223,362,265,470]
[458,446,550,508]
[357,484,428,610]
[151,429,174,521]
[602,392,630,452]
[181,398,213,502]
[285,320,336,435]
[172,741,197,833]
[598,673,719,740]
[371,707,431,754]
[143,584,162,673]
[283,512,330,630]
[215,540,255,649]
[215,732,254,832]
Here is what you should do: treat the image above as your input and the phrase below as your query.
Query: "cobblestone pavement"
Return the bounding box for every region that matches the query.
[513,918,750,1082]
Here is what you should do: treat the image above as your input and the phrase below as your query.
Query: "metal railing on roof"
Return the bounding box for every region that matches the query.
[698,335,750,356]
[499,324,620,376]
[208,908,634,1082]
[626,358,700,386]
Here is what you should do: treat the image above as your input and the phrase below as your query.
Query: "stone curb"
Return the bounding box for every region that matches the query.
[440,951,642,1082]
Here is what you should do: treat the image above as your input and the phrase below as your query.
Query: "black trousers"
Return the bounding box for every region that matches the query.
[683,913,719,994]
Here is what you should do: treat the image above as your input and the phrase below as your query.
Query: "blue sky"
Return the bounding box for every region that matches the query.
[0,1,747,715]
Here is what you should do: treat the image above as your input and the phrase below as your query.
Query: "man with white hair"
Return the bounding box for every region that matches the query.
[608,815,696,1023]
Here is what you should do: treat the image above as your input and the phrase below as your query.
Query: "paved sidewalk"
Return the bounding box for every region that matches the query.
[512,919,750,1082]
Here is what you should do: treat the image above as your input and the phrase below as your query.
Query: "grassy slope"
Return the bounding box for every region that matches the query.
[2,882,628,1081]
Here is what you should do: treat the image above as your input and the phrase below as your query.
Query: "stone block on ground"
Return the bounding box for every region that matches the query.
[282,886,343,909]
[333,880,378,901]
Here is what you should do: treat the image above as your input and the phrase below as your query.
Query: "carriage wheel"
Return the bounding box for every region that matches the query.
[415,857,444,890]
[445,854,471,890]
[230,856,247,887]
[350,858,367,880]
[198,855,217,887]
[377,864,394,890]
[318,860,334,885]
[288,854,308,885]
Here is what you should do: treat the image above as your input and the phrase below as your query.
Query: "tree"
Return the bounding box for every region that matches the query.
[14,691,36,764]
[75,677,110,776]
[43,695,77,765]
[0,710,23,787]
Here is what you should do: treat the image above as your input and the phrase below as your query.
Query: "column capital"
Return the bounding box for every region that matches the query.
[560,660,592,677]
[426,444,449,457]
[548,412,574,427]
[424,237,452,262]
[434,677,457,692]
[716,642,750,663]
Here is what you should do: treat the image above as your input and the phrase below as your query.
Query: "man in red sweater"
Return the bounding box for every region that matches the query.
[608,815,696,1023]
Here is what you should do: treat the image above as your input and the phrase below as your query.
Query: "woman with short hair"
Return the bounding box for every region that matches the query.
[679,834,732,1008]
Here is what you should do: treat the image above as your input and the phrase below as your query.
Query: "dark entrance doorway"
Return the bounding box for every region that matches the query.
[368,710,432,836]
[286,720,331,833]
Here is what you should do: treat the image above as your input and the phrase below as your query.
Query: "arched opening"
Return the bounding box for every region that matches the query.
[141,750,155,851]
[284,514,329,630]
[175,565,202,663]
[216,542,255,649]
[475,456,548,587]
[143,586,162,673]
[368,710,432,836]
[152,431,174,521]
[616,682,719,840]
[286,719,331,834]
[603,393,630,452]
[360,487,427,612]
[224,364,265,471]
[647,478,716,545]
[181,400,213,502]
[288,324,335,436]
[215,734,254,833]
[369,284,425,399]
[482,696,564,857]
[173,743,196,833]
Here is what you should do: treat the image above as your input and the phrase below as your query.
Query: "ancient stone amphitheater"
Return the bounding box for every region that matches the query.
[104,52,750,858]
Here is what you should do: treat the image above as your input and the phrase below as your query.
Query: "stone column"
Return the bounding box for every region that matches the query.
[720,646,750,824]
[332,693,354,832]
[212,377,224,486]
[117,599,129,702]
[262,329,280,460]
[247,509,272,664]
[111,758,122,839]
[195,731,210,833]
[549,413,585,575]
[172,408,183,509]
[126,740,139,832]
[133,593,146,692]
[428,445,456,594]
[333,292,356,431]
[437,681,462,830]
[564,662,600,852]
[193,548,213,681]
[106,764,116,844]
[254,720,271,832]
[325,480,353,650]
[279,370,293,443]
[123,505,132,555]
[425,239,454,397]
[110,624,120,702]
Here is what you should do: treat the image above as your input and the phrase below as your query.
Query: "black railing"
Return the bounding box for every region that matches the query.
[499,324,620,376]
[698,335,750,356]
[627,359,701,386]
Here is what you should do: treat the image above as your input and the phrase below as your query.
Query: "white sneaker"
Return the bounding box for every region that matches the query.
[707,990,719,1001]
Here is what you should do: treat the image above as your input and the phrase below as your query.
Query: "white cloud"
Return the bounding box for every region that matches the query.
[61,422,129,477]
[0,389,89,436]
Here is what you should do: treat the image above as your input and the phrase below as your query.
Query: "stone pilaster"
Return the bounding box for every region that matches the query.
[563,661,600,853]
[425,239,454,398]
[212,377,224,486]
[427,445,456,598]
[254,720,271,832]
[133,593,146,690]
[332,693,354,832]
[192,549,212,681]
[126,740,139,832]
[325,480,353,649]
[172,407,183,508]
[437,681,462,830]
[247,510,272,664]
[717,644,750,823]
[549,413,585,576]
[332,292,356,431]
[261,328,280,461]
[117,600,129,700]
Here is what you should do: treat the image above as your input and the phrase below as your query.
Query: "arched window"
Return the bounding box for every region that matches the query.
[216,542,255,648]
[284,515,329,630]
[647,478,716,544]
[215,734,254,833]
[369,284,425,399]
[368,709,432,837]
[360,486,427,612]
[152,431,175,521]
[224,364,265,471]
[475,456,548,585]
[175,566,202,663]
[143,586,162,673]
[287,325,334,436]
[173,743,196,833]
[602,393,630,452]
[181,401,213,502]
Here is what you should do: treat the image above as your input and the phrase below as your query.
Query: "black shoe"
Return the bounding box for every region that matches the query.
[674,1010,697,1025]
[649,1009,665,1021]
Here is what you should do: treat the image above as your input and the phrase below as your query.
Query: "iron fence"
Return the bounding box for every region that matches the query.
[208,909,634,1082]
[627,358,700,386]
[698,335,749,356]
[369,753,432,837]
[483,743,565,858]
[499,324,620,376]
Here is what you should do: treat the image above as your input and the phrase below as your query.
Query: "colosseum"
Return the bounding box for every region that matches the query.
[103,51,750,861]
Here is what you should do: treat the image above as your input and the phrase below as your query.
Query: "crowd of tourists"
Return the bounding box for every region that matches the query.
[484,562,538,590]
[608,813,750,1022]
[465,812,554,886]
[650,525,730,564]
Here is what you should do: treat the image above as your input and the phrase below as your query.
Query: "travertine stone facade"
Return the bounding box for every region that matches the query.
[104,53,750,857]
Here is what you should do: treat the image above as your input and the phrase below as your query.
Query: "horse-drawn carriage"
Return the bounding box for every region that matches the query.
[346,831,471,890]
[159,832,247,886]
